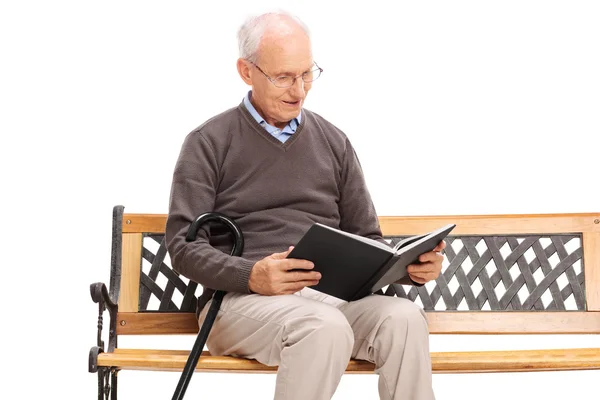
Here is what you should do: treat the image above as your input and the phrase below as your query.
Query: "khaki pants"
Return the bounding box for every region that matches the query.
[199,287,434,400]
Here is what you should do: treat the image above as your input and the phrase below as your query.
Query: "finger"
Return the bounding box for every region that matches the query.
[433,240,446,252]
[283,270,321,283]
[281,259,315,271]
[409,262,441,279]
[418,251,444,264]
[408,274,427,285]
[407,262,438,275]
[409,271,439,284]
[410,268,439,279]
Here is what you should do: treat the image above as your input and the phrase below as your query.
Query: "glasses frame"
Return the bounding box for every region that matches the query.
[249,61,323,88]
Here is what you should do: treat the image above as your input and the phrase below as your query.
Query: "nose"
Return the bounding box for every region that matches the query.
[289,76,305,98]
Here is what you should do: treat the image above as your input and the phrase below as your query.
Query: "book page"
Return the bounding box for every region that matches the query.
[315,223,394,253]
[395,224,455,255]
[392,233,428,251]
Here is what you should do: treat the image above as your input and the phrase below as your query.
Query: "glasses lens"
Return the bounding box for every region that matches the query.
[273,76,294,88]
[303,67,321,83]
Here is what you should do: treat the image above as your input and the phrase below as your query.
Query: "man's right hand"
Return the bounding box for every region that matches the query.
[248,246,321,295]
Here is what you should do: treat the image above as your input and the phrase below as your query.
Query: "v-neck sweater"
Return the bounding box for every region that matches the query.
[166,101,390,312]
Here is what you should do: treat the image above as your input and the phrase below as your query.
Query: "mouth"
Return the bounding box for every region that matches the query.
[282,100,301,107]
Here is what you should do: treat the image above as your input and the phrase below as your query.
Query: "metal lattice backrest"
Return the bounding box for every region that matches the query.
[139,234,202,312]
[138,233,586,312]
[385,235,585,311]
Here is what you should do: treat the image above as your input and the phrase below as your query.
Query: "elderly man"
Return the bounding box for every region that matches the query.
[166,11,444,400]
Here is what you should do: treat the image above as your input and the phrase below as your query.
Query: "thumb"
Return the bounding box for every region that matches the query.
[270,246,294,260]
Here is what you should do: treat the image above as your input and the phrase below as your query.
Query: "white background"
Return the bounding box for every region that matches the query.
[1,0,599,399]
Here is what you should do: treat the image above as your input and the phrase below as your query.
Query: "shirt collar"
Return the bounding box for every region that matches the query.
[243,91,301,135]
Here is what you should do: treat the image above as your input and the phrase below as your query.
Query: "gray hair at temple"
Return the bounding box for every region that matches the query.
[237,11,311,64]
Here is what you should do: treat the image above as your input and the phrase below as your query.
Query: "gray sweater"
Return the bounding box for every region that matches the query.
[166,101,405,312]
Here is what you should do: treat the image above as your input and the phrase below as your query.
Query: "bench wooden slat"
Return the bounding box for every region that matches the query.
[121,213,600,235]
[583,232,600,310]
[119,233,142,312]
[116,311,600,335]
[97,348,600,374]
[379,214,600,235]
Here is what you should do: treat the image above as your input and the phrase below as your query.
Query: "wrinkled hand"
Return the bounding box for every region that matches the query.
[248,246,321,295]
[407,240,446,285]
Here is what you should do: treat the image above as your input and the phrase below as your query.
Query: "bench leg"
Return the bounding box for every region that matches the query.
[110,369,118,400]
[97,367,119,400]
[97,368,107,400]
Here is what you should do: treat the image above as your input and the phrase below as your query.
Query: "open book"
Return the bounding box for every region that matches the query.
[286,223,456,301]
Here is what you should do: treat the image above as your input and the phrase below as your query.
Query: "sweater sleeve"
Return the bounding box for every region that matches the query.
[338,138,385,242]
[338,138,421,287]
[165,131,256,293]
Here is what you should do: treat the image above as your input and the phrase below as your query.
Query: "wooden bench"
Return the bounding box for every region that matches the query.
[89,205,600,399]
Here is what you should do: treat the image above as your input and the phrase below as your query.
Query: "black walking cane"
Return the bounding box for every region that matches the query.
[172,212,244,400]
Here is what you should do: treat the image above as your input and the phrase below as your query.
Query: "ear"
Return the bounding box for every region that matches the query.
[237,58,253,85]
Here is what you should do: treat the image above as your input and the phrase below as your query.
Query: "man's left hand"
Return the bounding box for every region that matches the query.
[407,240,446,285]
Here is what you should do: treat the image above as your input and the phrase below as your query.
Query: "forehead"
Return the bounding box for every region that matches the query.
[258,33,313,74]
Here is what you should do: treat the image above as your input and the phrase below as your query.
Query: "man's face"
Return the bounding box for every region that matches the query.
[248,32,313,128]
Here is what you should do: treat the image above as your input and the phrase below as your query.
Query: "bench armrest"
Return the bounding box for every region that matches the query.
[90,282,118,353]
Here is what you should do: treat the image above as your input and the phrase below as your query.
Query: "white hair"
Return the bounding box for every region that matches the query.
[237,11,311,63]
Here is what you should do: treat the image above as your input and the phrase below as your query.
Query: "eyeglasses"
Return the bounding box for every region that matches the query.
[250,61,323,88]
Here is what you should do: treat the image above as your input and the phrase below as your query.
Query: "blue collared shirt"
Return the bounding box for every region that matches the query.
[243,91,301,143]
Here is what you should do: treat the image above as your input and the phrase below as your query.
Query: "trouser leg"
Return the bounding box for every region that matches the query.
[199,292,354,400]
[339,295,435,400]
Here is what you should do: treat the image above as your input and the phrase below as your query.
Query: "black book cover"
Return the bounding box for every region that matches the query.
[287,223,456,301]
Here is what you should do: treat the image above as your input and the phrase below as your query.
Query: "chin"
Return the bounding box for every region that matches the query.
[282,107,301,118]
